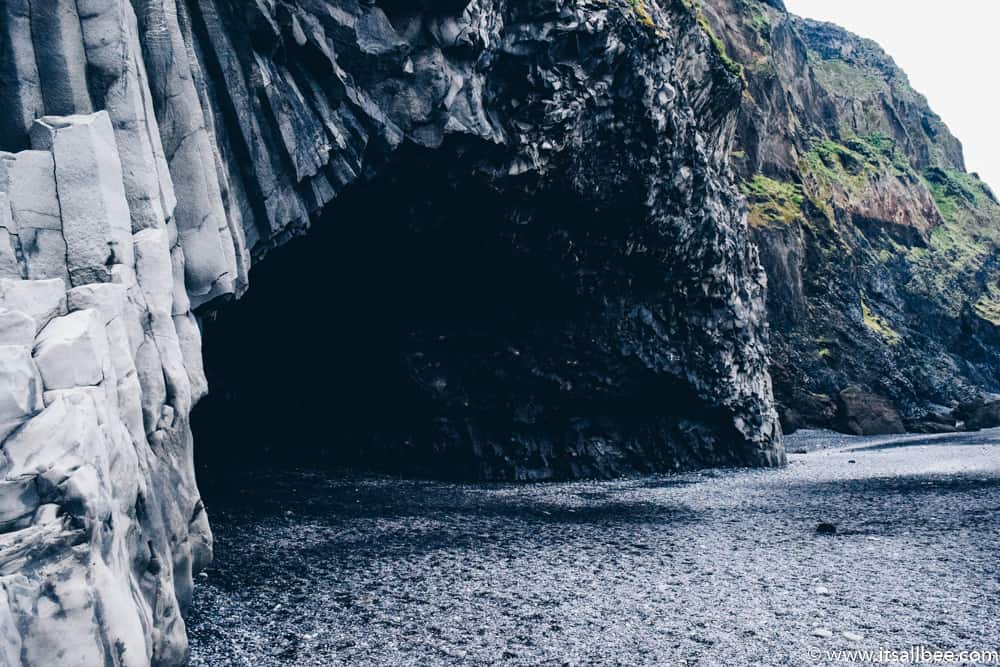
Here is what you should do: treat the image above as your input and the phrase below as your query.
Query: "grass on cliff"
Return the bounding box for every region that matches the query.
[802,137,871,186]
[681,1,746,80]
[861,132,911,175]
[810,57,887,99]
[923,167,993,220]
[975,284,1000,325]
[628,0,656,28]
[743,175,805,227]
[861,295,902,345]
[907,167,1000,323]
[798,137,1000,325]
[801,133,914,202]
[746,1,771,34]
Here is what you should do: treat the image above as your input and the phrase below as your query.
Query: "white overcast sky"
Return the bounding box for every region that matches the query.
[782,0,1000,192]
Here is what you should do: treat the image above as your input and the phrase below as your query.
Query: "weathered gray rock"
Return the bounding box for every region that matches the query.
[0,309,34,347]
[0,0,45,151]
[0,149,69,282]
[31,112,134,286]
[0,128,200,664]
[33,309,110,390]
[0,278,66,330]
[963,400,1000,431]
[1,389,148,667]
[29,0,93,116]
[836,385,906,436]
[0,345,42,441]
[0,193,20,279]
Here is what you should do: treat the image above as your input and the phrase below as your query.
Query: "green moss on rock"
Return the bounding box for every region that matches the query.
[861,296,902,345]
[906,168,1000,319]
[683,1,746,80]
[743,175,805,226]
[628,0,656,28]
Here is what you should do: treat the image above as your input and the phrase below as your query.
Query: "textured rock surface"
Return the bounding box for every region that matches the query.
[186,430,1000,665]
[964,400,1000,432]
[835,385,905,436]
[172,0,780,482]
[0,0,786,662]
[699,0,1000,432]
[0,111,206,665]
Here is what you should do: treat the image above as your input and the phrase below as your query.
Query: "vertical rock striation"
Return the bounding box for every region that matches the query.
[0,110,206,665]
[0,0,782,662]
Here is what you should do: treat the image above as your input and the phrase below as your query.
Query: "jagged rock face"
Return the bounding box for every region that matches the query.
[191,0,784,481]
[176,0,786,478]
[0,0,782,662]
[699,0,1000,430]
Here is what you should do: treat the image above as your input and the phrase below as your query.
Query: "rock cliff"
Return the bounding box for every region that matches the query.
[698,0,1000,432]
[0,0,783,662]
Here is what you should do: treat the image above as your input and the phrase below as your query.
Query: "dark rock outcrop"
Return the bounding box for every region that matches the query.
[835,385,905,436]
[963,400,1000,431]
[905,410,959,434]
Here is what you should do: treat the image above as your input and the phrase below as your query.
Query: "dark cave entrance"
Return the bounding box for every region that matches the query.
[191,141,745,484]
[192,142,588,479]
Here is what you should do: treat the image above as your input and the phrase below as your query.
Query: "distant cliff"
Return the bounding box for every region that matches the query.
[700,0,1000,431]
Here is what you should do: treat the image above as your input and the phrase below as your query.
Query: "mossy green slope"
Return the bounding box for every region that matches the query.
[699,0,1000,429]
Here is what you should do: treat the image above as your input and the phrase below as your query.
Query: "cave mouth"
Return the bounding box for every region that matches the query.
[191,141,583,480]
[191,141,742,482]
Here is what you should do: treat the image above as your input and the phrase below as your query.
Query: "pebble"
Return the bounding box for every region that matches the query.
[814,586,830,595]
[187,433,1000,666]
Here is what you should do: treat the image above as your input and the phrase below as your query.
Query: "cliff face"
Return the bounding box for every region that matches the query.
[0,0,782,662]
[186,0,784,481]
[699,0,1000,430]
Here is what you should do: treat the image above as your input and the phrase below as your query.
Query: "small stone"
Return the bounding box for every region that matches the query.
[814,586,830,595]
[811,627,833,638]
[843,631,864,641]
[816,522,837,535]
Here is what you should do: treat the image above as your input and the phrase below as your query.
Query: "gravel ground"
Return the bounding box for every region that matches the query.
[187,429,1000,665]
